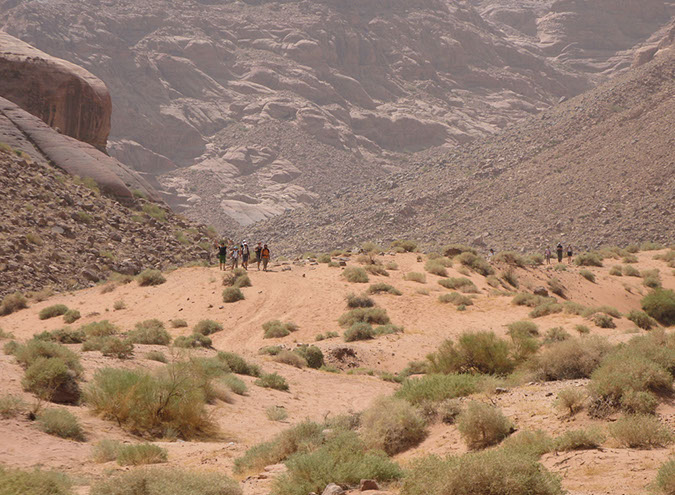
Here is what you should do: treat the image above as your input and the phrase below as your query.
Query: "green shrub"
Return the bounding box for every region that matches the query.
[512,293,555,308]
[171,319,188,328]
[494,251,525,267]
[428,332,513,375]
[590,313,615,329]
[128,319,172,345]
[146,350,167,363]
[626,310,657,330]
[609,414,673,448]
[0,466,72,495]
[501,269,519,288]
[620,390,659,415]
[219,374,248,395]
[360,396,427,455]
[575,324,591,335]
[555,388,586,416]
[173,333,212,348]
[222,287,245,303]
[623,265,641,276]
[391,240,418,252]
[554,428,605,451]
[84,367,217,439]
[262,320,299,339]
[273,431,402,495]
[15,340,81,372]
[217,351,261,376]
[456,252,495,276]
[579,269,596,282]
[507,320,539,337]
[338,307,390,328]
[344,322,374,342]
[38,304,69,320]
[533,336,612,381]
[366,283,402,295]
[457,401,513,449]
[194,319,224,336]
[643,269,662,289]
[343,267,369,283]
[439,293,473,306]
[83,337,134,359]
[439,277,478,293]
[575,253,603,267]
[317,253,332,263]
[543,327,571,344]
[92,439,121,463]
[345,293,374,308]
[266,405,288,421]
[37,408,85,440]
[402,448,562,495]
[396,374,481,405]
[294,346,324,369]
[137,269,166,286]
[79,320,119,337]
[62,309,81,324]
[116,443,167,465]
[641,289,675,326]
[274,350,307,368]
[529,302,564,318]
[22,357,80,403]
[364,264,389,277]
[610,265,623,276]
[0,394,26,418]
[34,327,86,344]
[404,272,426,283]
[654,457,675,495]
[255,372,289,391]
[425,260,448,277]
[501,430,553,458]
[223,268,252,288]
[0,292,28,316]
[90,468,241,495]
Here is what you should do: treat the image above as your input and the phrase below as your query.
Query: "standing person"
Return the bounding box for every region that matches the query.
[217,242,227,271]
[544,246,552,265]
[487,248,495,262]
[567,245,574,265]
[261,243,270,272]
[231,244,240,270]
[556,243,564,263]
[241,241,250,271]
[254,242,263,271]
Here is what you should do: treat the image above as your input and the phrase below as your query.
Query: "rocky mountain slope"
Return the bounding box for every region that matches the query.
[244,47,675,252]
[1,0,672,230]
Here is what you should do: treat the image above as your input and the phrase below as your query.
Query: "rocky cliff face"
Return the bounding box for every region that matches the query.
[1,0,672,231]
[0,31,111,150]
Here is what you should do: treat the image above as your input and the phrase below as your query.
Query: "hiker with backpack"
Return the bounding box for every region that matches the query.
[242,241,250,270]
[254,242,263,271]
[217,242,227,271]
[231,244,240,270]
[556,243,564,263]
[261,244,270,272]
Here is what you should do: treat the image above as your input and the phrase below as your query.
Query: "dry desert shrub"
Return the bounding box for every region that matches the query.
[367,282,402,295]
[609,414,673,448]
[507,320,539,337]
[555,387,587,416]
[456,252,495,276]
[266,406,288,422]
[37,408,85,441]
[222,287,245,302]
[80,320,119,337]
[344,322,375,342]
[137,269,166,286]
[391,240,418,252]
[0,394,26,418]
[554,428,605,451]
[345,293,375,308]
[494,251,526,267]
[145,350,167,363]
[217,351,261,376]
[427,331,513,376]
[457,401,513,449]
[173,333,211,348]
[579,269,596,282]
[543,327,571,344]
[438,292,473,306]
[338,308,390,328]
[404,272,427,283]
[128,319,172,345]
[641,289,675,326]
[623,264,641,276]
[0,292,28,316]
[274,350,307,368]
[532,336,612,381]
[360,396,427,455]
[255,372,289,391]
[626,310,658,330]
[293,345,324,369]
[364,264,389,276]
[171,319,188,328]
[262,320,299,339]
[116,443,167,466]
[439,277,478,293]
[575,252,603,267]
[425,260,448,277]
[395,374,481,406]
[654,457,675,495]
[63,309,81,324]
[90,468,241,495]
[342,266,369,283]
[0,466,72,495]
[194,319,223,336]
[38,304,69,320]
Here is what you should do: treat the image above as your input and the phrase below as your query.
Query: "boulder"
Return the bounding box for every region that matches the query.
[533,287,549,297]
[321,484,345,495]
[359,479,380,491]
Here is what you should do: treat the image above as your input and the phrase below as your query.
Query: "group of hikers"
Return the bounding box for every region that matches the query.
[216,241,270,272]
[487,242,574,265]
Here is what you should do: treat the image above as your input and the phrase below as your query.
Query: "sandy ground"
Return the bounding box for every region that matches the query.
[0,249,673,494]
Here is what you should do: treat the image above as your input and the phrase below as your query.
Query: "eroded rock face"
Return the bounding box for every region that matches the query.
[0,31,111,150]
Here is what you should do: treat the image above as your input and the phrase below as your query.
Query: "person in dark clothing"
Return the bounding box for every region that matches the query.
[254,242,263,271]
[217,242,227,271]
[556,243,564,263]
[242,241,250,270]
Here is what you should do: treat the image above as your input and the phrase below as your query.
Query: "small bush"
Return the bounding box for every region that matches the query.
[274,350,307,368]
[457,401,513,449]
[575,253,603,267]
[266,406,288,421]
[39,304,69,320]
[610,265,623,276]
[591,313,616,328]
[116,443,168,466]
[146,350,167,363]
[620,390,659,415]
[0,394,26,418]
[294,346,324,369]
[222,287,245,303]
[366,283,402,295]
[364,264,389,277]
[171,319,188,328]
[220,374,248,395]
[438,277,478,293]
[555,387,586,416]
[494,251,525,267]
[643,269,662,289]
[343,267,369,283]
[344,322,374,342]
[529,302,564,318]
[223,269,252,288]
[623,265,641,276]
[263,320,299,339]
[217,351,261,376]
[642,289,675,326]
[255,372,289,391]
[456,252,495,276]
[404,272,426,283]
[361,396,427,455]
[194,319,224,336]
[128,319,172,345]
[425,260,448,277]
[575,324,591,335]
[173,333,212,348]
[113,299,126,310]
[338,307,390,328]
[512,293,556,308]
[438,292,473,306]
[396,374,481,405]
[90,469,241,495]
[428,331,513,375]
[137,269,166,286]
[80,320,119,337]
[62,309,81,324]
[0,292,28,316]
[92,439,121,463]
[543,327,571,344]
[655,457,675,495]
[507,320,539,337]
[609,414,673,448]
[391,240,418,252]
[501,269,519,288]
[501,430,553,458]
[534,336,612,381]
[626,310,657,330]
[0,466,72,495]
[579,269,596,282]
[345,293,374,308]
[35,327,86,344]
[37,408,85,440]
[554,428,605,451]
